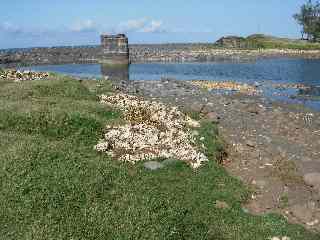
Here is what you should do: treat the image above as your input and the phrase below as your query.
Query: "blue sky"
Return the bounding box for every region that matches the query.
[0,0,306,49]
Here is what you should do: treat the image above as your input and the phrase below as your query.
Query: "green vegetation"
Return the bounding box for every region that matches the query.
[212,34,320,50]
[245,34,320,50]
[0,76,319,239]
[294,0,320,41]
[220,34,320,50]
[279,194,290,210]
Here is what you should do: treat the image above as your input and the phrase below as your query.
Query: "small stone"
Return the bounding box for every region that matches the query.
[254,81,262,87]
[300,161,320,175]
[253,180,267,189]
[306,219,319,226]
[242,208,249,213]
[270,237,281,240]
[246,140,256,148]
[206,112,220,123]
[192,130,199,136]
[186,118,201,128]
[282,237,291,240]
[301,157,313,162]
[246,105,259,114]
[200,102,214,114]
[290,204,313,223]
[215,200,230,209]
[303,172,320,188]
[188,102,204,113]
[143,161,164,170]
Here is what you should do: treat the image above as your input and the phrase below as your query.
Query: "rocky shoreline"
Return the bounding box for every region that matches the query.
[2,44,320,66]
[113,78,320,231]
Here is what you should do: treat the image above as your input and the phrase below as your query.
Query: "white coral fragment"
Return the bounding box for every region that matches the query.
[95,93,208,168]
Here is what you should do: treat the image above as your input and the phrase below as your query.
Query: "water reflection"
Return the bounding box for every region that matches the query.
[100,64,129,81]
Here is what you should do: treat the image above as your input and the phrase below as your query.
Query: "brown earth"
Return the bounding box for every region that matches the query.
[117,78,320,232]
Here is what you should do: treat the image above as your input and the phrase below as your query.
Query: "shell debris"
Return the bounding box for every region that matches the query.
[191,80,260,95]
[95,93,208,168]
[0,69,50,82]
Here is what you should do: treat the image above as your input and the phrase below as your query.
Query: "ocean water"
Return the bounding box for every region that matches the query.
[19,58,320,111]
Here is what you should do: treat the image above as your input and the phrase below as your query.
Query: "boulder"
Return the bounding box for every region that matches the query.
[143,161,164,171]
[188,102,205,113]
[303,172,320,189]
[290,203,314,223]
[206,112,220,123]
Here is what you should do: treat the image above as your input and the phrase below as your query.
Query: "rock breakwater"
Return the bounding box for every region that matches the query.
[2,44,320,66]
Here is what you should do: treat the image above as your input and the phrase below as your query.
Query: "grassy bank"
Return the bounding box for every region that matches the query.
[0,76,319,239]
[245,34,320,50]
[213,34,320,50]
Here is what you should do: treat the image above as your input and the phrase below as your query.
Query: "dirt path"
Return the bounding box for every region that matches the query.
[116,79,320,231]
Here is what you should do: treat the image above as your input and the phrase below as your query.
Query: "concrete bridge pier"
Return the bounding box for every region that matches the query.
[99,34,129,65]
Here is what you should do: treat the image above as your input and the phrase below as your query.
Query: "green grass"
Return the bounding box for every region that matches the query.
[245,34,320,50]
[0,77,319,239]
[209,34,320,50]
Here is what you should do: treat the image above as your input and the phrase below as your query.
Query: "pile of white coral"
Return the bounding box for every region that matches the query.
[95,93,208,168]
[0,69,50,82]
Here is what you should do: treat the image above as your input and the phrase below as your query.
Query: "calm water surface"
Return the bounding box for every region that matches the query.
[20,58,320,111]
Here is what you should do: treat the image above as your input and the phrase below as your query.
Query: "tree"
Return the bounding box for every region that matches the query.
[294,0,320,41]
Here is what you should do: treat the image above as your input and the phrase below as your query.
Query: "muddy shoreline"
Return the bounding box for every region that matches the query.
[113,78,320,231]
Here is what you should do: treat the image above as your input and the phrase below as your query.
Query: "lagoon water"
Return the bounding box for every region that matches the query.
[20,58,320,110]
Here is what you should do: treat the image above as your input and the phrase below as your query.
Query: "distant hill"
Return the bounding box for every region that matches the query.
[215,34,320,50]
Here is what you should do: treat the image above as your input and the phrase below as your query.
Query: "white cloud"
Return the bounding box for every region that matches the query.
[117,18,165,33]
[141,20,164,33]
[0,22,22,34]
[117,18,147,32]
[70,20,97,32]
